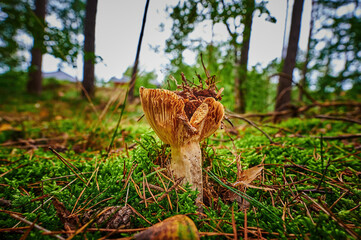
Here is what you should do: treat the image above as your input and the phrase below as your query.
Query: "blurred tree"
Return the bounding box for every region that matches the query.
[298,0,315,102]
[27,0,46,95]
[82,0,98,98]
[165,0,275,113]
[0,0,85,94]
[0,0,32,70]
[275,0,304,113]
[309,0,361,100]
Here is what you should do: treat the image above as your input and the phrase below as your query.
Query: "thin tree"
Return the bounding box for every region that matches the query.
[127,0,150,102]
[281,0,290,59]
[234,0,255,113]
[27,0,46,95]
[298,0,315,102]
[82,0,98,98]
[275,0,304,112]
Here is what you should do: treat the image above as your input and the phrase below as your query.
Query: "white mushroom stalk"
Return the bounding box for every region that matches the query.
[139,87,224,204]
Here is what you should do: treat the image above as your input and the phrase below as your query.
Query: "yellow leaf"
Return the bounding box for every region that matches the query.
[134,215,199,240]
[0,123,13,132]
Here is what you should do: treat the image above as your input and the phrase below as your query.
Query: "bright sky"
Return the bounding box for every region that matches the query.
[42,0,312,83]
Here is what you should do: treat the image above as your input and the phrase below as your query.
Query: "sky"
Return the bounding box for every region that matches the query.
[42,0,312,83]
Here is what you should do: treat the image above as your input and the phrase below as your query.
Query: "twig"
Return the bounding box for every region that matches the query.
[313,134,361,140]
[199,232,235,237]
[147,184,165,192]
[227,113,275,144]
[0,164,28,178]
[49,147,87,184]
[121,163,138,191]
[126,204,152,225]
[281,133,361,140]
[231,206,237,240]
[71,169,97,214]
[19,215,38,240]
[330,190,350,210]
[13,178,78,228]
[0,226,29,233]
[154,170,173,210]
[143,172,159,204]
[157,177,184,202]
[315,115,361,125]
[9,213,65,240]
[302,193,360,239]
[41,227,147,235]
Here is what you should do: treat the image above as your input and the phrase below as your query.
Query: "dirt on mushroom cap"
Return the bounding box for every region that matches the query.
[174,84,222,121]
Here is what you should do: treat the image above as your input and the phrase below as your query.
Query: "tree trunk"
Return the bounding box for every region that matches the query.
[82,0,98,98]
[234,0,254,113]
[128,0,150,102]
[27,0,46,95]
[281,0,290,60]
[298,0,314,102]
[275,0,304,112]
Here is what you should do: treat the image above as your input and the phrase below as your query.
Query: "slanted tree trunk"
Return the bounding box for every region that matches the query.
[234,0,254,113]
[299,0,314,102]
[128,0,150,103]
[82,0,98,98]
[27,0,46,95]
[275,0,304,112]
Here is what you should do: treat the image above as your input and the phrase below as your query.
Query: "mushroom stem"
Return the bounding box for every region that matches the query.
[170,141,203,204]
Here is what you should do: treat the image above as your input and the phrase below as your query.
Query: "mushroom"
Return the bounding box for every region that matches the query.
[139,86,224,204]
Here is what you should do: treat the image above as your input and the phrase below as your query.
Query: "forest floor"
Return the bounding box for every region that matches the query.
[0,80,361,239]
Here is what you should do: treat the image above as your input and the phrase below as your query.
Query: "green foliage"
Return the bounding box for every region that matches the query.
[0,0,33,70]
[165,0,274,61]
[0,79,361,238]
[1,116,361,238]
[309,0,361,99]
[0,0,85,71]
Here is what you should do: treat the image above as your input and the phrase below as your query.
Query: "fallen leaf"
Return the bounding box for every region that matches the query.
[234,164,264,186]
[0,123,13,132]
[134,215,199,240]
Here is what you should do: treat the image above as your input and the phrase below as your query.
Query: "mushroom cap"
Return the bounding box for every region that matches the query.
[140,87,224,147]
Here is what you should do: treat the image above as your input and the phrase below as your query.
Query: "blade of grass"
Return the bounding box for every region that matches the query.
[106,86,130,156]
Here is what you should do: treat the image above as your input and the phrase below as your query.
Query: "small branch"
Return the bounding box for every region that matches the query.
[41,227,147,235]
[49,147,88,184]
[291,134,361,140]
[9,214,65,240]
[227,113,275,144]
[315,115,361,125]
[157,177,184,202]
[302,194,361,239]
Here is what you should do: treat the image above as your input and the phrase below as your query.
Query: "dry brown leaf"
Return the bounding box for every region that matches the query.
[234,164,264,186]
